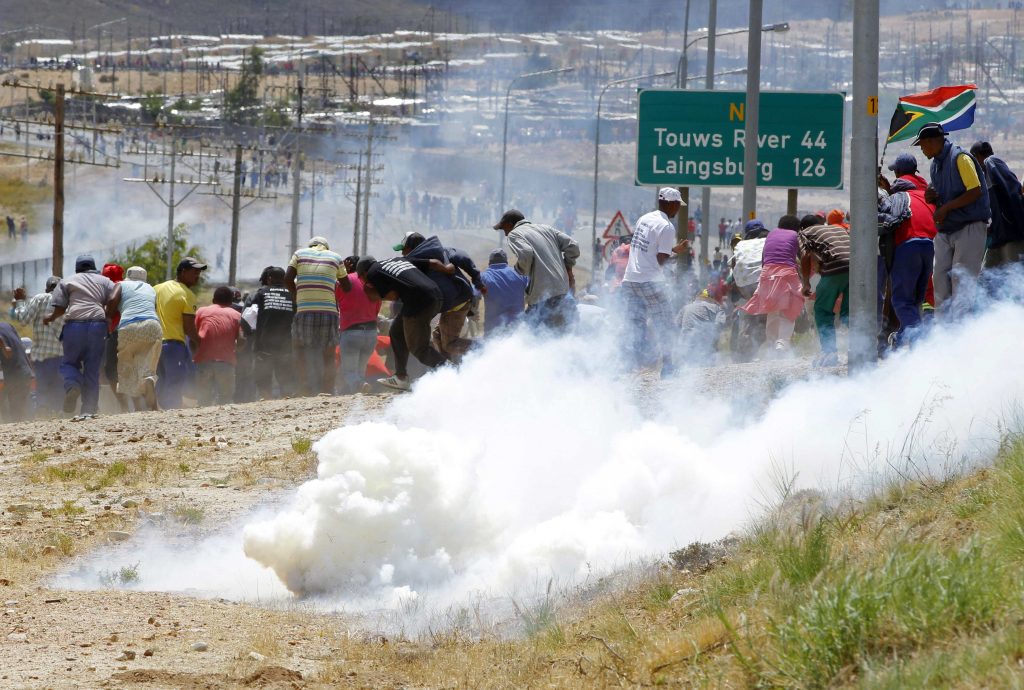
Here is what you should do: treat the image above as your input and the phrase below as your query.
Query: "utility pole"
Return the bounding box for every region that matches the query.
[164,136,177,281]
[741,0,763,221]
[122,127,221,280]
[700,0,717,265]
[0,79,121,276]
[229,144,242,284]
[52,83,64,276]
[361,115,374,255]
[351,151,362,256]
[849,0,880,370]
[289,79,304,254]
[199,144,277,284]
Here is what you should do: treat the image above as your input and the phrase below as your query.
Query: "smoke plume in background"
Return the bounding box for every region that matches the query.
[54,297,1024,624]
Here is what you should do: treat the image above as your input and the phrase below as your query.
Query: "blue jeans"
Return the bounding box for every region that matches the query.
[890,240,934,346]
[157,340,195,409]
[60,321,108,414]
[338,326,377,393]
[33,356,63,413]
[525,294,578,333]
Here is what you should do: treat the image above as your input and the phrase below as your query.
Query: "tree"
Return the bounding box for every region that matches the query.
[223,47,264,124]
[109,223,205,283]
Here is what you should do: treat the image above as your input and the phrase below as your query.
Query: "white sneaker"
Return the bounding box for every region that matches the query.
[142,377,158,410]
[378,375,411,392]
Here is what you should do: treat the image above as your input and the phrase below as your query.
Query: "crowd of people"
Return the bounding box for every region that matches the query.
[601,120,1024,374]
[2,118,1022,420]
[0,216,569,417]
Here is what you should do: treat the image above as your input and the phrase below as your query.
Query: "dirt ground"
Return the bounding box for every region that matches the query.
[0,393,396,689]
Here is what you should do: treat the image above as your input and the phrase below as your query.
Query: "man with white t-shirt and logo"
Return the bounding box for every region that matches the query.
[622,188,690,377]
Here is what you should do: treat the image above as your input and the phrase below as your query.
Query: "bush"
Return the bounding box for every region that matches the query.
[108,223,204,284]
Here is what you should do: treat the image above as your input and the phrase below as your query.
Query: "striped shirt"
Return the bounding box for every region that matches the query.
[11,292,63,361]
[798,224,850,276]
[288,247,347,314]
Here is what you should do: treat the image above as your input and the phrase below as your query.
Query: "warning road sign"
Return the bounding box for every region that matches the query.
[603,211,632,240]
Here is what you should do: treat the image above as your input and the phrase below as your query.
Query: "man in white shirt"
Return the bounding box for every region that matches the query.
[623,188,689,377]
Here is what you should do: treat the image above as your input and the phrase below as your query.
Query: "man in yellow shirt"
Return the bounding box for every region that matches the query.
[154,257,205,408]
[914,122,991,317]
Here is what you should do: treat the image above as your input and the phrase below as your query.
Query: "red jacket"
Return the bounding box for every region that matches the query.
[895,175,938,245]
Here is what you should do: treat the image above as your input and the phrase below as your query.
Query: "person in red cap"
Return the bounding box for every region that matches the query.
[100,263,128,411]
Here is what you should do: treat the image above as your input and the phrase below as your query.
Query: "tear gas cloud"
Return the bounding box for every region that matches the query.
[55,299,1024,617]
[242,299,1024,606]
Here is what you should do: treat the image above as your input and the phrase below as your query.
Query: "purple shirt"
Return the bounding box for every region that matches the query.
[760,229,799,268]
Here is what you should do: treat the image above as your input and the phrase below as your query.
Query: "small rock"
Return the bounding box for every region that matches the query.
[248,651,266,662]
[670,587,699,602]
[121,500,138,509]
[7,633,27,642]
[143,649,153,657]
[109,633,119,642]
[115,650,136,661]
[147,616,155,624]
[106,531,131,542]
[191,641,208,652]
[41,545,57,556]
[4,600,16,606]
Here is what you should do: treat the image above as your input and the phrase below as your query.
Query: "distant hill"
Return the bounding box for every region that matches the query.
[0,0,436,41]
[0,0,954,40]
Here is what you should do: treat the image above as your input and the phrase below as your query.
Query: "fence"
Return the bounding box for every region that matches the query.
[0,232,162,292]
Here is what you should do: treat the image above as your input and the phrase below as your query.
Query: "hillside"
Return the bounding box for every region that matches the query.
[0,0,954,37]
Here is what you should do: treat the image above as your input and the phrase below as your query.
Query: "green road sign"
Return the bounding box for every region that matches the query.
[635,90,845,189]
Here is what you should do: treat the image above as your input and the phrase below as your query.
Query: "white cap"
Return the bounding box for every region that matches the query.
[657,187,685,204]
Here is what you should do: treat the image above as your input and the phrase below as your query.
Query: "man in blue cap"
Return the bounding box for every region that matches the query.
[914,122,990,317]
[879,151,938,348]
[479,248,528,335]
[44,255,115,415]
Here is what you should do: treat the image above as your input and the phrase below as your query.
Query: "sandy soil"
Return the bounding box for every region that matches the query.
[0,393,394,689]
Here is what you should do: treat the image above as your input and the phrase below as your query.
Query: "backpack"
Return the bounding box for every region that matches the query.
[732,238,766,288]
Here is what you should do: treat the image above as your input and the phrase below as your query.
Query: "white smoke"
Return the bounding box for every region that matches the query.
[239,300,1024,608]
[51,297,1024,619]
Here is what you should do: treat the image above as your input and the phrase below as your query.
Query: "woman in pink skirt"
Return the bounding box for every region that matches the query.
[740,215,805,354]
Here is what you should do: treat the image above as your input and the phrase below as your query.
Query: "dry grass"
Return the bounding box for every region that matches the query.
[290,438,1024,689]
[0,174,48,223]
[29,452,178,490]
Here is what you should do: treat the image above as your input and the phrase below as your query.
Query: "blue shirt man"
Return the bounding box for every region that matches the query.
[479,249,528,334]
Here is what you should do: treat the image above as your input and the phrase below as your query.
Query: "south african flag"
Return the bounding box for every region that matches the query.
[887,84,977,143]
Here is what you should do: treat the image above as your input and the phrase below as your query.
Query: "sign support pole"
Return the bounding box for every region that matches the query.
[787,188,798,216]
[849,0,880,370]
[741,0,762,221]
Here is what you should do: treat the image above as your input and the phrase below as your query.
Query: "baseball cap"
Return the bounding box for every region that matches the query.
[910,122,946,146]
[488,249,508,265]
[176,256,208,272]
[887,152,919,175]
[493,209,525,230]
[45,275,60,290]
[657,187,685,204]
[393,231,424,251]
